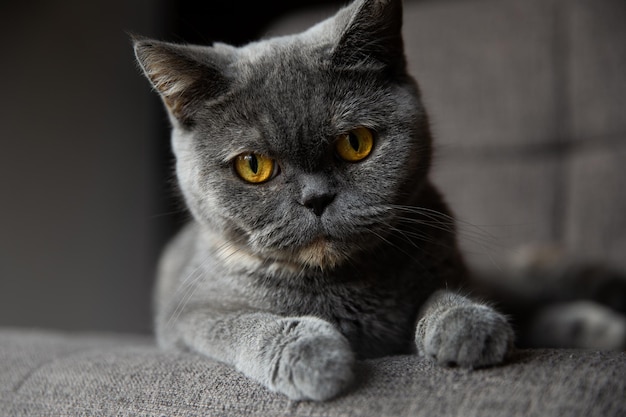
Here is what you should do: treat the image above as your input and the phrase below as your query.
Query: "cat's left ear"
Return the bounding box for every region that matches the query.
[133,37,231,125]
[331,0,406,73]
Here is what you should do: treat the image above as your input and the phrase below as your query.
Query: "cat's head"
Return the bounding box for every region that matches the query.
[134,0,432,270]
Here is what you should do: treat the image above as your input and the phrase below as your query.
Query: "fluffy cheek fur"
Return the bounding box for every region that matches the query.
[173,128,243,238]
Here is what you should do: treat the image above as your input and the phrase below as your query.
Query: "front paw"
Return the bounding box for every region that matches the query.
[268,317,354,401]
[416,305,513,368]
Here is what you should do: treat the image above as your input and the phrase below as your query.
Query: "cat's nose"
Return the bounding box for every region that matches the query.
[301,192,335,217]
[299,174,335,216]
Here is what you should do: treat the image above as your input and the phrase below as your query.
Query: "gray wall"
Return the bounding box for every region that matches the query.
[0,1,168,333]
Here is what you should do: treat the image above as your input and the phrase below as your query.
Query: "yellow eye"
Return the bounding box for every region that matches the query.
[335,127,374,162]
[234,153,276,184]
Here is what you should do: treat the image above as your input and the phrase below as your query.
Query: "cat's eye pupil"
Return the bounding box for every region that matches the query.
[349,133,360,152]
[248,155,258,174]
[234,153,275,184]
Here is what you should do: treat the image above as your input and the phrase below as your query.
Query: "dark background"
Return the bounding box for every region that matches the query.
[0,0,345,334]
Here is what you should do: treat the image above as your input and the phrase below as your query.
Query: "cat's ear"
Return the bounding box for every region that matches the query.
[133,37,230,125]
[331,0,406,73]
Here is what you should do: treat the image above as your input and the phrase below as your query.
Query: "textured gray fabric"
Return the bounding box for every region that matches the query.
[564,143,626,266]
[1,328,625,417]
[404,0,559,149]
[569,0,626,140]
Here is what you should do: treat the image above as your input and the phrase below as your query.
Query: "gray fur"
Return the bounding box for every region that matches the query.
[416,291,513,368]
[134,0,513,401]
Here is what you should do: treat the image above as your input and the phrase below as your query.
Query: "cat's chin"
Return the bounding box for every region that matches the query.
[209,226,349,272]
[291,237,346,271]
[258,236,349,272]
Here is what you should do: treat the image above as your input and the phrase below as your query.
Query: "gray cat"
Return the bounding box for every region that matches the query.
[133,0,513,401]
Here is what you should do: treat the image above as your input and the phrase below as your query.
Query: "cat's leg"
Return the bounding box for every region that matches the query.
[168,310,354,401]
[526,301,626,350]
[415,290,513,368]
[474,245,626,349]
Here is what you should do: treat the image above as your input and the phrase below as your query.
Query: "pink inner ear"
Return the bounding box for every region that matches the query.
[134,40,230,124]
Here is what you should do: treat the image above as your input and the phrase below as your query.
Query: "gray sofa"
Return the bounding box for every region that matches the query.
[2,0,626,415]
[2,329,624,416]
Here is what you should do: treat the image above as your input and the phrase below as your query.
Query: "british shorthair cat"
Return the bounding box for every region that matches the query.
[134,0,514,401]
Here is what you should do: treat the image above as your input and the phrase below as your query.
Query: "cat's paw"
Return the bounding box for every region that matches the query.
[417,304,513,369]
[268,317,354,401]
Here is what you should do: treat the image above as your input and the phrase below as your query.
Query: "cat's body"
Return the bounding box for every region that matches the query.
[156,182,464,360]
[135,0,514,401]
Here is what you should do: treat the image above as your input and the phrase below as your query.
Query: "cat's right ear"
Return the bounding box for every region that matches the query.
[133,37,230,126]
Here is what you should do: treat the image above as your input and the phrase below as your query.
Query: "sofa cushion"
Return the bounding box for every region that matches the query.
[1,328,624,417]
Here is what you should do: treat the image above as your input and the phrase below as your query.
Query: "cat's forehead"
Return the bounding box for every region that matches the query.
[234,41,387,119]
[225,45,347,156]
[236,37,329,87]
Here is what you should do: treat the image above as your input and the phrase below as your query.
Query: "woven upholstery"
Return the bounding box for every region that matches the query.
[2,329,625,416]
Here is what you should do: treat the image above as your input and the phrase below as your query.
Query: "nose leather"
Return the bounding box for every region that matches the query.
[299,174,335,216]
[302,193,335,216]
